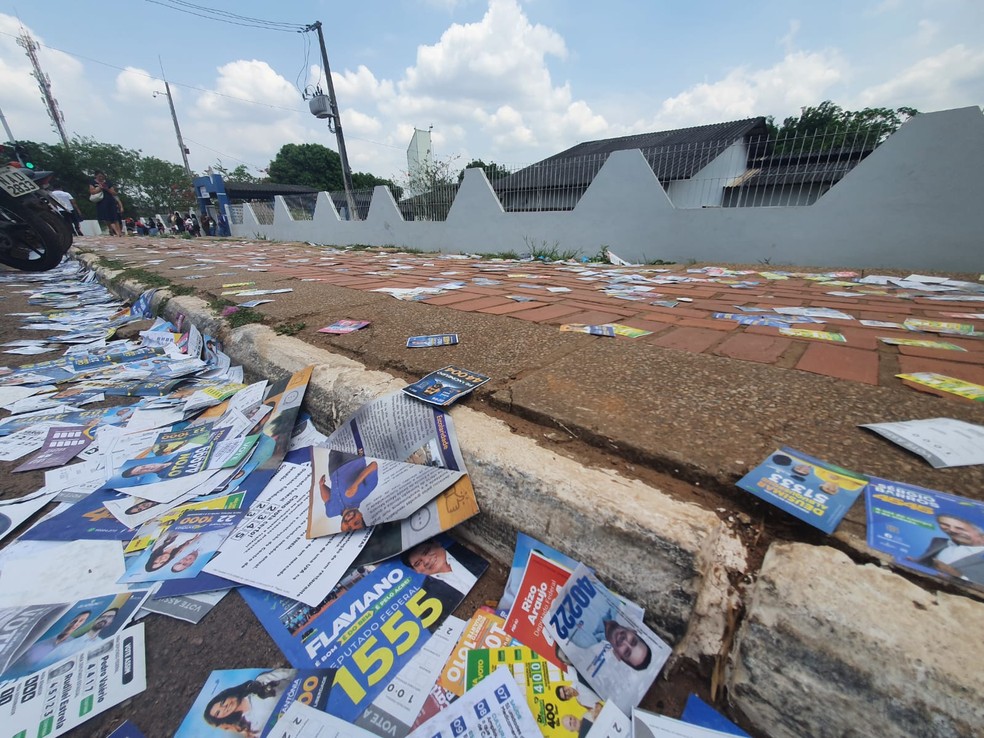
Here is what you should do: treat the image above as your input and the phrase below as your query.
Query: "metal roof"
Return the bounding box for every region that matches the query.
[495,117,770,192]
[224,181,319,199]
[725,148,875,189]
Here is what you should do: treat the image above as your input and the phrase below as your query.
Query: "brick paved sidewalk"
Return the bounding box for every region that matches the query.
[94,236,984,390]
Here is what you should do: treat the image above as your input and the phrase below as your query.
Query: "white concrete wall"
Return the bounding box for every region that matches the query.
[666,140,747,208]
[232,107,984,271]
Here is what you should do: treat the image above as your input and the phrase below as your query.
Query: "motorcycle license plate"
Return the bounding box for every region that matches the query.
[0,168,40,197]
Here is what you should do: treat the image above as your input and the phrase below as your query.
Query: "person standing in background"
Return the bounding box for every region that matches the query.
[88,171,122,236]
[49,181,84,236]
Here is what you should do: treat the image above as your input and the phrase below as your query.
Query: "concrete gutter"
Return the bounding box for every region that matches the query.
[82,254,984,738]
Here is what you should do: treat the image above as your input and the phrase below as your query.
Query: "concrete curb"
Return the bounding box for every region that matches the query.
[729,542,984,738]
[83,255,747,660]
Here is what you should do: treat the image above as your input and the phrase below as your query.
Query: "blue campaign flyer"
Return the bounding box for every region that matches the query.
[19,491,134,541]
[736,447,868,534]
[681,694,750,737]
[403,365,490,407]
[865,478,984,591]
[407,333,459,348]
[241,535,488,722]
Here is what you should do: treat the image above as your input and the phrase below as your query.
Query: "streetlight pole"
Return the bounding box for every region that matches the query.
[306,21,358,220]
[158,59,192,179]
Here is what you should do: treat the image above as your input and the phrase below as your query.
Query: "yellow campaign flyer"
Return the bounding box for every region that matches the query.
[896,372,984,402]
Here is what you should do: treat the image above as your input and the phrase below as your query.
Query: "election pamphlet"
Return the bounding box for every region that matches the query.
[861,417,984,468]
[736,447,867,533]
[633,710,737,738]
[896,372,984,402]
[545,565,671,715]
[0,590,150,680]
[319,320,371,334]
[1,623,147,738]
[405,666,541,738]
[403,366,490,407]
[407,334,458,348]
[267,701,377,738]
[175,667,337,738]
[503,550,572,669]
[241,535,488,722]
[865,478,984,591]
[465,645,592,738]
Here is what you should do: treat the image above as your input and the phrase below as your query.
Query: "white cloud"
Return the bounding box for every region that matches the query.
[114,67,163,103]
[643,50,847,130]
[856,44,984,110]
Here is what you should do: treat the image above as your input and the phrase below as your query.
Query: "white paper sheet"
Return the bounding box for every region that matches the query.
[0,539,127,607]
[268,702,377,738]
[205,461,370,606]
[861,418,984,468]
[633,710,735,738]
[405,666,542,738]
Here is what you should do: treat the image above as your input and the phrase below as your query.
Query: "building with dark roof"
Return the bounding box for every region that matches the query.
[493,117,771,211]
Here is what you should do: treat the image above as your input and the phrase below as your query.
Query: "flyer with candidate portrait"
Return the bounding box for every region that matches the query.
[402,366,490,407]
[545,564,671,716]
[406,334,458,348]
[241,535,488,723]
[175,667,337,738]
[865,478,984,591]
[736,447,867,533]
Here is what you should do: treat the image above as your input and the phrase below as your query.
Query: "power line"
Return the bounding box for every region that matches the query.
[182,137,267,171]
[143,0,305,33]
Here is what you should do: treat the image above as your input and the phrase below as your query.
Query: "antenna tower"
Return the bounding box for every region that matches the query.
[17,29,70,147]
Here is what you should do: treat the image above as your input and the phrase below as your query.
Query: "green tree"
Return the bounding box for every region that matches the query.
[351,170,401,198]
[266,143,343,191]
[132,156,194,215]
[399,154,460,221]
[767,101,919,151]
[212,160,264,184]
[458,159,510,183]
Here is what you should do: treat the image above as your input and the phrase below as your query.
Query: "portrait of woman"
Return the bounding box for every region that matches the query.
[201,668,294,736]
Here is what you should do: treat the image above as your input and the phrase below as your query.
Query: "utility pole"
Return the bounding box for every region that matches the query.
[158,59,193,178]
[16,29,70,147]
[0,103,15,145]
[305,21,358,220]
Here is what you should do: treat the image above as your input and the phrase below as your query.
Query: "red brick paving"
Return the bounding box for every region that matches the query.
[114,237,984,391]
[713,333,792,363]
[796,344,881,385]
[650,327,725,353]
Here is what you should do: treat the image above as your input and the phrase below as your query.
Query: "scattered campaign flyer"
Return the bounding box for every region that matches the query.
[407,333,459,348]
[896,372,984,402]
[0,590,150,680]
[1,622,147,738]
[351,476,481,567]
[903,318,975,335]
[0,488,58,544]
[680,694,750,736]
[440,609,512,698]
[466,646,596,738]
[878,337,965,351]
[319,319,371,334]
[633,710,737,738]
[119,509,245,584]
[204,461,371,606]
[267,701,377,738]
[865,478,984,591]
[504,550,572,668]
[241,535,488,722]
[175,668,337,738]
[306,446,464,537]
[777,328,846,341]
[736,447,868,533]
[545,564,671,716]
[405,666,542,738]
[861,418,984,468]
[403,365,490,407]
[355,615,465,738]
[560,324,617,336]
[13,425,94,472]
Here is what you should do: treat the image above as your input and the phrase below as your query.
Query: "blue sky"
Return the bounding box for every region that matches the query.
[1,0,981,183]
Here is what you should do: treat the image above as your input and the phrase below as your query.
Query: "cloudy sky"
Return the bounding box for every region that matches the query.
[1,0,981,183]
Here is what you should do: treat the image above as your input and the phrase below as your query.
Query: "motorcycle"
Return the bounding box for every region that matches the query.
[0,164,73,272]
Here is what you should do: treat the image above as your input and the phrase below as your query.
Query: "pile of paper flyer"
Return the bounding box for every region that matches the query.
[0,261,750,738]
